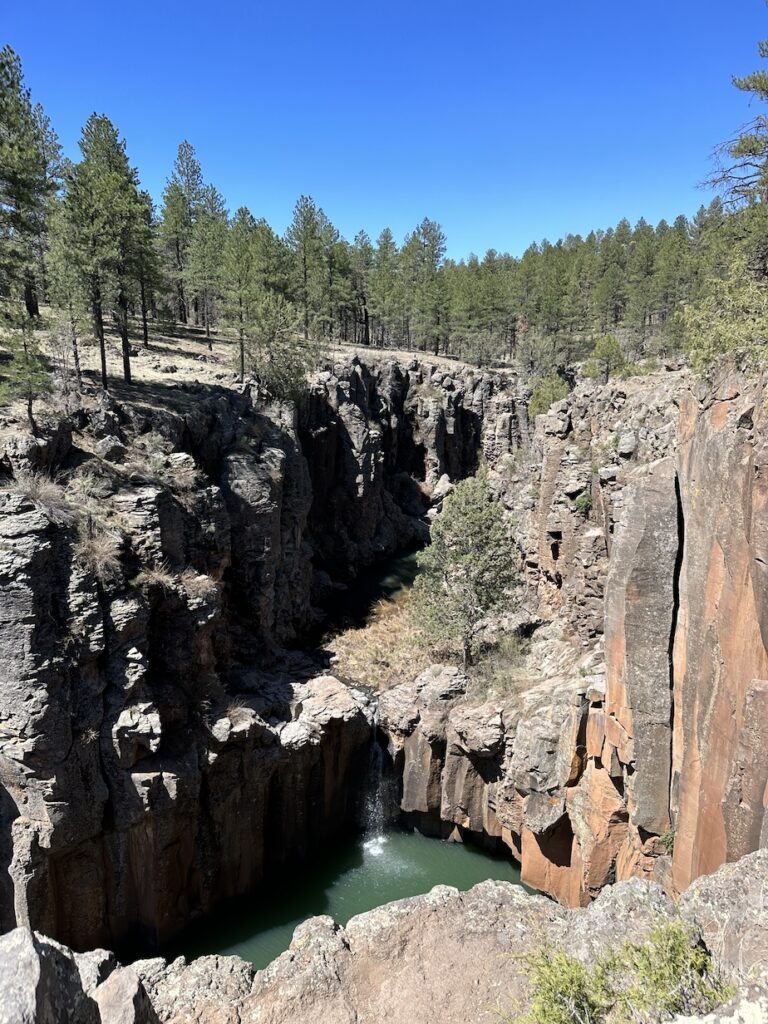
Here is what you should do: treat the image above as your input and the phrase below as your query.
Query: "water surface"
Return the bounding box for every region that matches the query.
[173,828,525,970]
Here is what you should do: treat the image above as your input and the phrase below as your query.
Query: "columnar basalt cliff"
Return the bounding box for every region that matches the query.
[378,369,768,906]
[0,358,527,952]
[1,354,767,962]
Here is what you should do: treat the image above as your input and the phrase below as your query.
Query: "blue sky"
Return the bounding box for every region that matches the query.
[5,1,768,257]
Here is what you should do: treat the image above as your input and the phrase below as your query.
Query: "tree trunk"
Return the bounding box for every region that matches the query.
[175,239,187,323]
[23,270,39,319]
[204,292,212,350]
[92,284,108,389]
[117,291,132,384]
[302,250,309,340]
[140,278,150,348]
[68,303,82,388]
[26,392,38,437]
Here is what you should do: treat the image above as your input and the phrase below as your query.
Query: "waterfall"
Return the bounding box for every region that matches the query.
[362,706,392,856]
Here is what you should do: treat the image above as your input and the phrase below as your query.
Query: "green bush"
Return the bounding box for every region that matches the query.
[514,922,733,1024]
[574,492,593,516]
[660,827,676,855]
[529,373,570,418]
[467,632,531,697]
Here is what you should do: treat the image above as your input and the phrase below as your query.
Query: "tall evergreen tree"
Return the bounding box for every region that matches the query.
[0,46,55,327]
[222,206,257,380]
[55,114,148,385]
[369,228,400,346]
[159,141,204,323]
[185,184,227,346]
[351,230,374,345]
[285,195,325,339]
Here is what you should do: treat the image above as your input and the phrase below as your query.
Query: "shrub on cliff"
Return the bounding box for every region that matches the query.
[410,470,517,667]
[514,922,733,1024]
[529,373,570,419]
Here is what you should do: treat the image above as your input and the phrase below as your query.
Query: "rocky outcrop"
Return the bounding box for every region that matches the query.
[0,359,527,953]
[380,368,768,908]
[2,852,764,1024]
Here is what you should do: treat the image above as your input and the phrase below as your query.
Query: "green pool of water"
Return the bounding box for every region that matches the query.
[172,828,526,970]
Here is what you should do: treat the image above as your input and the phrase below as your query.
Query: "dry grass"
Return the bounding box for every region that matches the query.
[69,468,107,499]
[466,633,532,699]
[226,696,254,724]
[180,568,219,603]
[330,592,432,690]
[0,471,74,525]
[73,521,123,582]
[136,561,176,592]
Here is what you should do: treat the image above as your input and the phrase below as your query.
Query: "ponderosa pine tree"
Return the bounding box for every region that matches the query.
[411,470,518,667]
[369,228,400,346]
[351,230,374,346]
[0,328,51,435]
[710,33,768,205]
[243,292,312,401]
[222,206,257,380]
[586,333,626,382]
[186,184,227,347]
[0,46,56,327]
[47,199,86,385]
[159,141,205,323]
[56,114,149,385]
[285,196,325,339]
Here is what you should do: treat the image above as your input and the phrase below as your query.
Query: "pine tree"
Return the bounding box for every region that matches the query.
[47,199,87,385]
[55,114,148,386]
[285,196,326,339]
[243,292,313,400]
[0,328,51,435]
[134,191,163,348]
[0,46,56,328]
[369,228,400,346]
[351,230,374,346]
[159,141,205,323]
[410,471,518,666]
[585,333,625,382]
[710,35,768,204]
[186,184,227,347]
[222,206,257,380]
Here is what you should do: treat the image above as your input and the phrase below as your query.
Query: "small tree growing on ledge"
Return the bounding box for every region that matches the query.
[410,470,517,667]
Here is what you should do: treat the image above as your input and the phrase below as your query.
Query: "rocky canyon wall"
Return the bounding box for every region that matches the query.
[1,352,766,956]
[379,368,768,906]
[0,358,526,952]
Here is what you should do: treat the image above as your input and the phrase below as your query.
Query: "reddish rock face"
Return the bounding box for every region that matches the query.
[671,386,768,891]
[382,372,768,910]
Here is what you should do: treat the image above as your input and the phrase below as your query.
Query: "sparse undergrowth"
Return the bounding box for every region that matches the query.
[330,592,432,690]
[466,633,532,698]
[0,470,73,525]
[505,922,734,1024]
[73,519,123,583]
